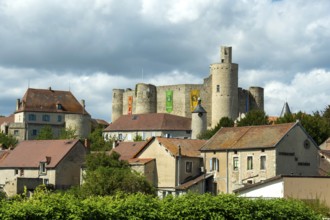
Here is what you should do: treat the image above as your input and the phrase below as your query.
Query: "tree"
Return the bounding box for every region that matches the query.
[133,134,143,142]
[236,110,269,127]
[0,133,18,149]
[89,125,112,151]
[36,126,53,140]
[59,127,77,139]
[198,117,234,140]
[81,152,155,196]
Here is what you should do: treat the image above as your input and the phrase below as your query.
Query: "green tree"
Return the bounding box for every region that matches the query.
[89,125,112,151]
[36,125,53,140]
[198,117,234,140]
[0,133,18,149]
[81,152,155,196]
[133,134,143,142]
[59,127,77,139]
[237,110,269,127]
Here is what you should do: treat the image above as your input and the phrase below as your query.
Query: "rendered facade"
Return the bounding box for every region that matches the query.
[8,88,91,141]
[200,122,320,194]
[112,46,264,128]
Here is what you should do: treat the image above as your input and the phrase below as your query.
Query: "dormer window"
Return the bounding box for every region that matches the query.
[56,103,62,110]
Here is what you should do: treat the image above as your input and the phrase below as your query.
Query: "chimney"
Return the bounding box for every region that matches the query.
[16,99,20,111]
[48,86,52,91]
[46,156,51,164]
[81,99,85,108]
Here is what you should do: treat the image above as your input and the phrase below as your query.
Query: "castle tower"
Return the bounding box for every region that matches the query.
[135,83,157,114]
[112,89,124,122]
[249,87,264,111]
[210,46,239,127]
[191,98,207,139]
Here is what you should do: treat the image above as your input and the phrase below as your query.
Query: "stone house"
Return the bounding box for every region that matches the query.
[126,137,213,197]
[234,175,330,207]
[9,87,91,141]
[0,114,14,135]
[0,139,87,197]
[200,122,320,194]
[103,113,192,141]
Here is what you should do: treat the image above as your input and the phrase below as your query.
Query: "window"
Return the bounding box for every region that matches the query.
[32,129,38,136]
[39,162,47,175]
[28,114,36,121]
[127,133,132,141]
[247,156,253,170]
[210,158,219,172]
[42,115,50,122]
[20,169,24,177]
[260,156,266,170]
[14,130,19,136]
[216,85,220,92]
[233,157,239,171]
[118,133,123,140]
[57,115,62,122]
[186,161,193,173]
[14,169,18,175]
[43,179,49,185]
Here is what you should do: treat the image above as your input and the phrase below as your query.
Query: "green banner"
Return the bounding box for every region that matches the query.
[166,90,173,113]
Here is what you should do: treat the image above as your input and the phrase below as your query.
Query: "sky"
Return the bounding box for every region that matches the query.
[0,0,330,122]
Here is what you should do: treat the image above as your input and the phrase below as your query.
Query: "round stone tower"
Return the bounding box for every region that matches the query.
[249,87,264,111]
[211,46,239,127]
[135,83,157,114]
[112,89,124,122]
[191,98,207,139]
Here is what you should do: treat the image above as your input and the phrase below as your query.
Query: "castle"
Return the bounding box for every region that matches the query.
[112,46,264,128]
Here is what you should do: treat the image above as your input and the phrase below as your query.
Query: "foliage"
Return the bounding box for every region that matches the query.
[133,134,143,142]
[0,191,6,200]
[36,125,54,140]
[198,117,234,140]
[236,110,269,127]
[89,125,112,151]
[59,127,77,139]
[80,152,155,197]
[0,133,18,149]
[0,192,324,219]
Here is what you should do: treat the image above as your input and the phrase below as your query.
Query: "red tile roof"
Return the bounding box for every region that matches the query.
[136,137,206,158]
[201,122,297,151]
[0,139,83,168]
[0,114,14,125]
[104,113,191,131]
[176,173,213,190]
[112,141,148,161]
[128,158,154,165]
[16,88,89,115]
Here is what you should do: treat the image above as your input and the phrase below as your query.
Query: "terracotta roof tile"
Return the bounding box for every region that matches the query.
[201,122,296,151]
[176,173,213,190]
[149,137,206,157]
[0,114,14,125]
[16,88,89,115]
[104,113,191,131]
[112,141,148,161]
[0,139,83,168]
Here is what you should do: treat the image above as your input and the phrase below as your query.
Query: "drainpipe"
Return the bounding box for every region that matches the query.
[226,149,229,193]
[177,145,181,186]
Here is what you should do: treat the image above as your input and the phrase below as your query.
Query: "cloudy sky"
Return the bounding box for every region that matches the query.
[0,0,330,122]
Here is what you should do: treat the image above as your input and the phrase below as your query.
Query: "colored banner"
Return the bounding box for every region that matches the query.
[166,90,173,113]
[128,96,133,115]
[190,89,200,111]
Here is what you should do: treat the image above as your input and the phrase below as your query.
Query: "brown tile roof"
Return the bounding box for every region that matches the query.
[0,150,11,163]
[201,122,297,151]
[176,173,213,190]
[0,114,14,125]
[112,141,148,161]
[136,137,206,158]
[0,139,83,168]
[128,158,154,165]
[16,88,89,115]
[104,113,191,131]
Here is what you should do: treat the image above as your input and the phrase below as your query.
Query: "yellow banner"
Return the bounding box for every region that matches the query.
[190,90,200,111]
[128,96,133,115]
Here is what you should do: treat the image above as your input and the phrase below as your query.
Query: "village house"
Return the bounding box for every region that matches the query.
[0,139,87,197]
[234,175,330,207]
[200,122,320,194]
[116,137,213,197]
[0,114,14,135]
[103,113,192,141]
[9,87,91,141]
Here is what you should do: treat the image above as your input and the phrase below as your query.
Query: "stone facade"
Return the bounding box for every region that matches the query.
[112,46,264,128]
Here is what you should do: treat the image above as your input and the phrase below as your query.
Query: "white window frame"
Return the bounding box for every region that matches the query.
[209,157,219,172]
[186,161,193,173]
[247,156,253,170]
[233,156,239,171]
[39,162,47,175]
[260,155,266,170]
